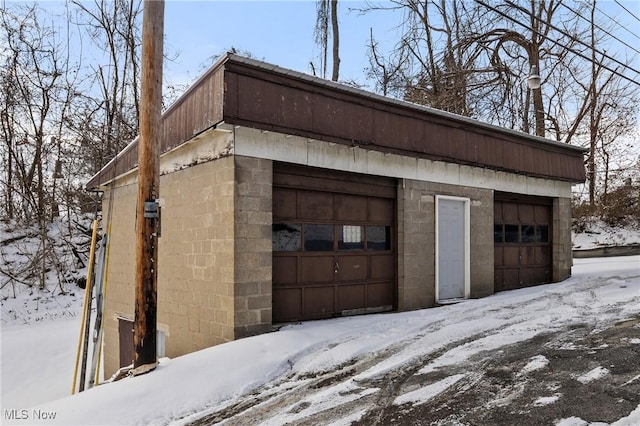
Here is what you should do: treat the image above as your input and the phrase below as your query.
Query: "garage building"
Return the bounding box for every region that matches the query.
[86,54,586,377]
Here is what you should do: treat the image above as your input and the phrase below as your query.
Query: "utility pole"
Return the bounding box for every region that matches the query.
[588,0,597,207]
[133,0,164,376]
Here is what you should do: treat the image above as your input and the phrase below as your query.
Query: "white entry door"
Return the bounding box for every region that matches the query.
[436,197,469,301]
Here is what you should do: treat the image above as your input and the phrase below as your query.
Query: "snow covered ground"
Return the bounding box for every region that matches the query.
[1,318,81,409]
[1,219,87,413]
[572,220,640,250]
[1,255,639,425]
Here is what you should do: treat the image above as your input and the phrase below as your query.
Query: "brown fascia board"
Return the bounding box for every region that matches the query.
[86,52,587,189]
[222,54,586,182]
[85,135,140,190]
[223,54,587,156]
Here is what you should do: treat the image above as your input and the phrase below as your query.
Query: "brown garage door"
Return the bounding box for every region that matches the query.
[273,164,396,323]
[494,193,552,291]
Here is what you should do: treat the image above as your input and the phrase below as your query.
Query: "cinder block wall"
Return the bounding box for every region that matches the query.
[552,197,573,282]
[101,183,136,378]
[397,183,435,310]
[233,156,273,339]
[102,156,237,377]
[102,155,275,377]
[397,180,494,311]
[158,157,236,355]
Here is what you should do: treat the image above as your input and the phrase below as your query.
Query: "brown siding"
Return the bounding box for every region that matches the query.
[273,163,397,198]
[86,67,225,189]
[223,60,585,183]
[88,54,586,189]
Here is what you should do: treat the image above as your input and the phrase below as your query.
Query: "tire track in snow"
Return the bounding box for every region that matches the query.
[184,275,639,425]
[195,305,552,424]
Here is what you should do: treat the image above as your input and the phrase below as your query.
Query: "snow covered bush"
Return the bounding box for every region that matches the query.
[599,183,640,227]
[1,215,93,325]
[572,182,640,232]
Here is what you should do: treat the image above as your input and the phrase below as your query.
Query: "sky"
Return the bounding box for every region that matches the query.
[161,0,400,89]
[19,1,640,95]
[158,0,640,91]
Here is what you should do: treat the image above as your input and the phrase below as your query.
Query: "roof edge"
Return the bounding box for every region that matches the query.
[86,53,236,190]
[224,53,588,155]
[87,52,588,190]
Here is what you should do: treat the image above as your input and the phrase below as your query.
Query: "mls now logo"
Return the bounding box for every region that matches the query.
[4,409,57,420]
[4,409,29,420]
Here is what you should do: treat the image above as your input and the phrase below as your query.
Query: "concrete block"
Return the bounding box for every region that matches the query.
[247,295,271,310]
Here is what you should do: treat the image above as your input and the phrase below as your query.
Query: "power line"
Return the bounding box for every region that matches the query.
[472,0,640,88]
[595,5,640,42]
[614,0,640,24]
[503,0,640,80]
[558,2,640,56]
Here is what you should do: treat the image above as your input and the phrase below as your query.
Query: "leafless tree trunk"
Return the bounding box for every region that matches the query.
[0,70,17,220]
[314,0,329,78]
[588,1,597,206]
[330,0,340,81]
[70,0,142,174]
[314,0,340,81]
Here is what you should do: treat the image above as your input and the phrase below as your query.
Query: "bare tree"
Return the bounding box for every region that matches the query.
[362,0,488,116]
[361,0,638,205]
[0,3,80,288]
[69,0,142,175]
[313,0,340,81]
[361,1,594,136]
[467,0,589,137]
[366,27,408,97]
[0,53,17,220]
[551,0,639,205]
[0,4,74,224]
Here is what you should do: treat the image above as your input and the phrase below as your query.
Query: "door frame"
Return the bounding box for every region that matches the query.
[435,195,471,302]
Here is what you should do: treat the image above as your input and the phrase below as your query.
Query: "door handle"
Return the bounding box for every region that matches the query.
[334,261,339,274]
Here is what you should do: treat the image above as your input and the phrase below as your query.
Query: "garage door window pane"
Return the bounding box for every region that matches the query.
[272,224,301,251]
[521,225,536,243]
[304,224,334,251]
[535,225,549,243]
[338,225,364,250]
[494,224,504,243]
[367,226,391,250]
[505,224,519,243]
